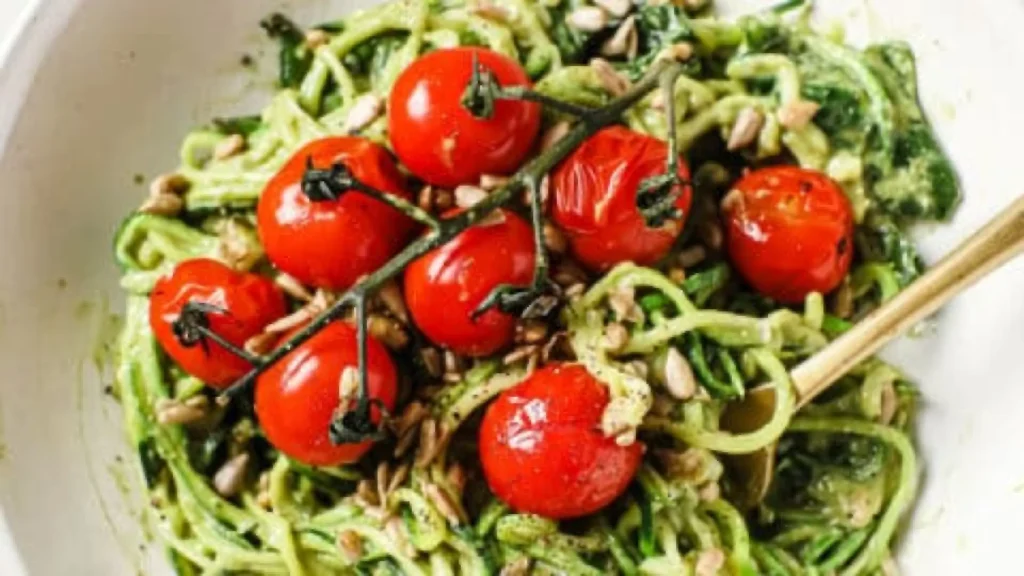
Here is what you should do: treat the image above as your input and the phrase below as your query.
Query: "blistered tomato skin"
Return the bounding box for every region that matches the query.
[255,322,398,467]
[479,364,644,520]
[551,126,693,272]
[404,209,536,358]
[722,165,855,304]
[257,137,415,291]
[149,258,288,389]
[388,47,542,187]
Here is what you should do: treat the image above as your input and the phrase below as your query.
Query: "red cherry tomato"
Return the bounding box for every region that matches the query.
[388,47,542,187]
[480,363,643,519]
[404,209,536,357]
[149,258,288,388]
[257,137,415,291]
[551,126,693,272]
[722,165,855,304]
[255,322,398,467]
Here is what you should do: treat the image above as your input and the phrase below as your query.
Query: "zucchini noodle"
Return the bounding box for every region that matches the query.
[110,1,954,574]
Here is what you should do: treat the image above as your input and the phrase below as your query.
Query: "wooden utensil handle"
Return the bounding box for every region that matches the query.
[792,195,1024,408]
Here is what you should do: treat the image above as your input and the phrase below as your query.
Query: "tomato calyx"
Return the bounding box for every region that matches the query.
[461,53,595,121]
[171,301,260,365]
[300,157,437,228]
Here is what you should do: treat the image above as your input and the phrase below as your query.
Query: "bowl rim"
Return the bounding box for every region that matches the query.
[0,1,59,572]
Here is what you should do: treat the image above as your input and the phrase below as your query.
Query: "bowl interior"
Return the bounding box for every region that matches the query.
[1,0,1023,574]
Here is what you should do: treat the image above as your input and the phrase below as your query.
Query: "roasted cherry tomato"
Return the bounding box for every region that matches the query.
[551,126,693,272]
[257,137,415,291]
[480,363,643,519]
[404,209,536,357]
[388,47,542,187]
[255,322,398,467]
[149,258,288,388]
[722,165,855,304]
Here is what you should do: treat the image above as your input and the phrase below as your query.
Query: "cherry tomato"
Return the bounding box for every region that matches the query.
[551,126,693,272]
[255,322,398,467]
[257,137,415,291]
[149,258,288,388]
[722,165,855,304]
[404,209,536,357]
[479,363,643,519]
[388,47,541,187]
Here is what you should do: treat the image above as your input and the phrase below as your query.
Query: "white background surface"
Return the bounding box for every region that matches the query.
[0,2,31,574]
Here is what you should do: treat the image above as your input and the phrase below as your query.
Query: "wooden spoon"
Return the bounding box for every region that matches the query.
[721,195,1024,509]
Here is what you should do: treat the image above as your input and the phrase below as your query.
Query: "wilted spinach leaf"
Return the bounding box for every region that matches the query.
[260,13,313,89]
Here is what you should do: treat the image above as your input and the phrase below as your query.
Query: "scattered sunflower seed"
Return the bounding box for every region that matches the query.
[343,94,384,134]
[337,530,363,563]
[590,58,631,97]
[777,99,821,130]
[727,107,765,151]
[595,0,632,17]
[601,15,638,58]
[568,6,609,32]
[304,29,330,50]
[213,453,250,498]
[663,348,697,400]
[455,184,489,208]
[213,134,246,161]
[601,322,630,352]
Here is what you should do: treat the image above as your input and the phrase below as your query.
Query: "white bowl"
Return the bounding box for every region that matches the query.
[1,0,1023,574]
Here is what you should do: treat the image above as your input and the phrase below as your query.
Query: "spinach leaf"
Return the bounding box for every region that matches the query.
[855,212,924,287]
[863,43,960,220]
[548,0,597,64]
[342,32,408,81]
[801,83,863,135]
[211,115,263,137]
[621,4,699,80]
[260,13,313,89]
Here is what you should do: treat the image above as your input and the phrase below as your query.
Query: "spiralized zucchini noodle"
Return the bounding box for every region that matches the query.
[111,1,957,575]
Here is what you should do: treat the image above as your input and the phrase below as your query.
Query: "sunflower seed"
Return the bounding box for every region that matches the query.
[385,517,416,557]
[568,7,609,32]
[304,29,330,50]
[446,463,467,494]
[590,58,630,97]
[517,320,549,345]
[455,184,489,208]
[213,453,250,498]
[369,314,410,350]
[553,261,589,287]
[149,173,190,198]
[543,223,568,254]
[601,15,638,58]
[601,323,630,352]
[424,482,464,525]
[213,134,246,161]
[388,463,411,494]
[337,530,363,562]
[668,267,687,284]
[155,399,207,426]
[343,94,383,134]
[275,273,314,302]
[657,42,694,63]
[500,558,532,576]
[376,462,391,507]
[880,381,898,425]
[356,479,380,507]
[608,285,644,324]
[503,345,539,366]
[419,348,443,378]
[677,245,707,269]
[480,174,511,191]
[698,482,721,502]
[471,0,512,22]
[777,99,821,131]
[695,548,726,576]
[832,279,855,320]
[595,0,632,17]
[663,348,696,400]
[541,121,572,152]
[698,220,723,251]
[444,350,464,375]
[139,193,184,217]
[727,107,765,151]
